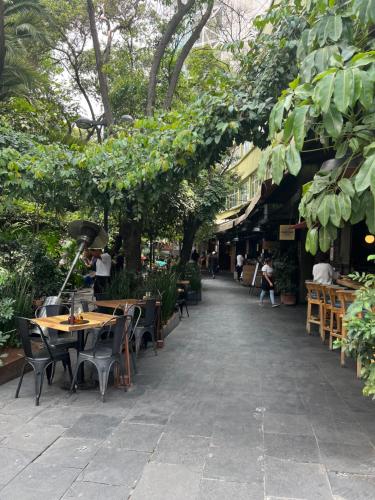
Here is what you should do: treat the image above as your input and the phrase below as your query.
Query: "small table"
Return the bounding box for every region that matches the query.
[177,280,190,286]
[33,312,117,386]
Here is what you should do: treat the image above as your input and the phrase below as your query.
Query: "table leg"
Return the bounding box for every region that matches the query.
[156,306,164,348]
[76,330,85,384]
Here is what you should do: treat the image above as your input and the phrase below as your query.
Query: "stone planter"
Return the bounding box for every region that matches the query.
[0,348,29,385]
[161,311,180,340]
[280,292,297,305]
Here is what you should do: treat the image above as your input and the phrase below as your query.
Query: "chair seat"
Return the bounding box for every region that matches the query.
[79,347,113,360]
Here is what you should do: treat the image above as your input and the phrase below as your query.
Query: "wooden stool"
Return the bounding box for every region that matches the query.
[327,288,350,364]
[320,285,342,344]
[305,281,323,337]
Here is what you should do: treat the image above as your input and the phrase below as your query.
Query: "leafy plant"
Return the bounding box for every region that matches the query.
[273,252,298,294]
[104,270,138,301]
[177,262,202,292]
[139,270,178,323]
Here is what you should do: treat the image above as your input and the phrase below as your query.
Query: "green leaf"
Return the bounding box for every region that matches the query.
[271,100,285,136]
[323,105,343,138]
[317,195,330,226]
[326,16,343,42]
[283,112,295,142]
[293,106,309,150]
[338,177,355,197]
[348,51,375,68]
[329,194,341,227]
[339,192,352,221]
[355,155,375,193]
[315,72,335,113]
[271,144,286,185]
[285,142,302,176]
[334,69,354,113]
[306,226,319,254]
[319,226,331,252]
[365,190,375,234]
[352,68,362,102]
[359,71,373,109]
[350,194,366,224]
[258,146,272,179]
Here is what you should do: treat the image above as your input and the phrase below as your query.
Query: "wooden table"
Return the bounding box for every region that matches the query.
[95,298,164,350]
[33,312,117,385]
[176,280,190,286]
[336,277,362,290]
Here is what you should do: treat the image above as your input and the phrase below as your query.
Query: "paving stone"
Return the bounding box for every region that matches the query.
[64,413,122,439]
[167,409,215,437]
[125,400,177,425]
[263,412,313,436]
[31,406,84,428]
[328,471,375,499]
[62,481,127,499]
[35,437,102,468]
[0,463,81,500]
[265,457,333,500]
[78,447,149,486]
[264,433,320,463]
[1,421,65,453]
[312,421,370,447]
[198,478,264,500]
[104,422,164,452]
[211,420,263,448]
[0,447,36,484]
[152,431,210,472]
[204,445,264,483]
[319,442,375,475]
[130,462,201,500]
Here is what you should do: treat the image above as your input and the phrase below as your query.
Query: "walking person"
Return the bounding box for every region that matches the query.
[236,253,244,281]
[92,248,112,295]
[259,257,280,307]
[208,251,219,279]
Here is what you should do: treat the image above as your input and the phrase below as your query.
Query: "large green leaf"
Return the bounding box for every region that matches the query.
[293,106,309,150]
[350,194,366,224]
[348,51,375,68]
[329,194,341,227]
[258,146,272,180]
[283,112,295,142]
[365,190,375,234]
[317,194,330,226]
[285,142,302,176]
[359,71,373,109]
[315,72,336,113]
[271,144,286,185]
[306,226,319,254]
[326,16,343,43]
[319,226,331,252]
[338,177,355,197]
[323,105,343,138]
[334,69,354,113]
[355,155,375,192]
[339,191,352,221]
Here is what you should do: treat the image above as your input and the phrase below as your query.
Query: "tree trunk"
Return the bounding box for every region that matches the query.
[164,1,214,110]
[120,219,142,272]
[146,0,196,116]
[86,0,114,127]
[0,0,6,81]
[180,214,200,266]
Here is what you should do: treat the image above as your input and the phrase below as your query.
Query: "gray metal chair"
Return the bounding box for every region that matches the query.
[124,305,142,375]
[70,315,127,402]
[15,317,73,406]
[35,303,78,351]
[134,299,157,356]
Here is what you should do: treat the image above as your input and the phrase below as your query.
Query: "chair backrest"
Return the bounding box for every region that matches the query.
[16,317,52,359]
[143,299,156,326]
[111,315,127,355]
[337,289,356,311]
[305,281,323,301]
[124,305,142,341]
[35,303,70,318]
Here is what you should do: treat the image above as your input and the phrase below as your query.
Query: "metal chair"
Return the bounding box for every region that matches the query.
[176,287,189,318]
[15,317,73,406]
[70,315,127,402]
[35,303,78,351]
[124,304,142,375]
[134,299,158,355]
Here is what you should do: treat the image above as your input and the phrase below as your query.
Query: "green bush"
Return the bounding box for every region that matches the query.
[175,262,202,291]
[141,270,178,323]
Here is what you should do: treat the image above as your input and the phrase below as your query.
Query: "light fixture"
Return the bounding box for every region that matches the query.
[233,237,239,242]
[365,234,375,244]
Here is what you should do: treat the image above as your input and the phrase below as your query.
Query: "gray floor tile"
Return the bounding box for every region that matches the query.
[152,431,210,472]
[0,463,80,500]
[204,445,264,483]
[0,447,36,484]
[319,442,375,474]
[211,420,263,448]
[104,422,164,452]
[65,413,122,439]
[63,481,127,499]
[328,471,375,499]
[198,478,264,500]
[130,462,201,500]
[78,447,149,486]
[264,432,320,463]
[1,422,65,453]
[312,421,371,447]
[265,457,332,500]
[35,437,102,468]
[263,412,313,436]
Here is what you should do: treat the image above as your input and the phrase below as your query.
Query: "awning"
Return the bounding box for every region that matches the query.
[216,219,235,233]
[233,193,262,227]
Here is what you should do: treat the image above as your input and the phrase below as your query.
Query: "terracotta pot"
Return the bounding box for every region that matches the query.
[281,293,297,305]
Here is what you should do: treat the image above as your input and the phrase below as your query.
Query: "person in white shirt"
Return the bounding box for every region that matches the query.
[92,248,112,294]
[236,254,245,281]
[259,258,280,307]
[312,255,334,284]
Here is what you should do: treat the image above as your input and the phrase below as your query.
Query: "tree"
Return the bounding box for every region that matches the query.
[260,0,375,253]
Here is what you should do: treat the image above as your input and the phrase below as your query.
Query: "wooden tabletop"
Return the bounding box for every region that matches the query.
[336,278,362,290]
[176,280,190,286]
[95,299,161,309]
[33,312,117,332]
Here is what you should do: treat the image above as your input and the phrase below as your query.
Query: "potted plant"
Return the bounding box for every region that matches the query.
[273,253,298,305]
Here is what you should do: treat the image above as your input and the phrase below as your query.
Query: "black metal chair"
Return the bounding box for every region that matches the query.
[124,305,142,375]
[35,303,78,351]
[15,317,73,406]
[176,287,189,318]
[70,315,127,402]
[134,299,157,356]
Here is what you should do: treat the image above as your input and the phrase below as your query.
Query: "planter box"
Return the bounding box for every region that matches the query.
[281,293,297,305]
[0,348,29,385]
[162,311,180,340]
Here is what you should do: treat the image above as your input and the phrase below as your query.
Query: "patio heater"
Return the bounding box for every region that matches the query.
[44,220,108,307]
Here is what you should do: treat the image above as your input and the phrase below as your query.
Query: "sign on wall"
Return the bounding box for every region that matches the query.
[279,225,295,241]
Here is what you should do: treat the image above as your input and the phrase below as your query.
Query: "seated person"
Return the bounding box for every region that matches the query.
[312,254,334,284]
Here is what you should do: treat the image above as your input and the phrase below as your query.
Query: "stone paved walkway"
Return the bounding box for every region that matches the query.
[1,276,375,499]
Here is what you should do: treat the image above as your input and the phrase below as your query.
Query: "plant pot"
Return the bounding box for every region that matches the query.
[280,293,297,305]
